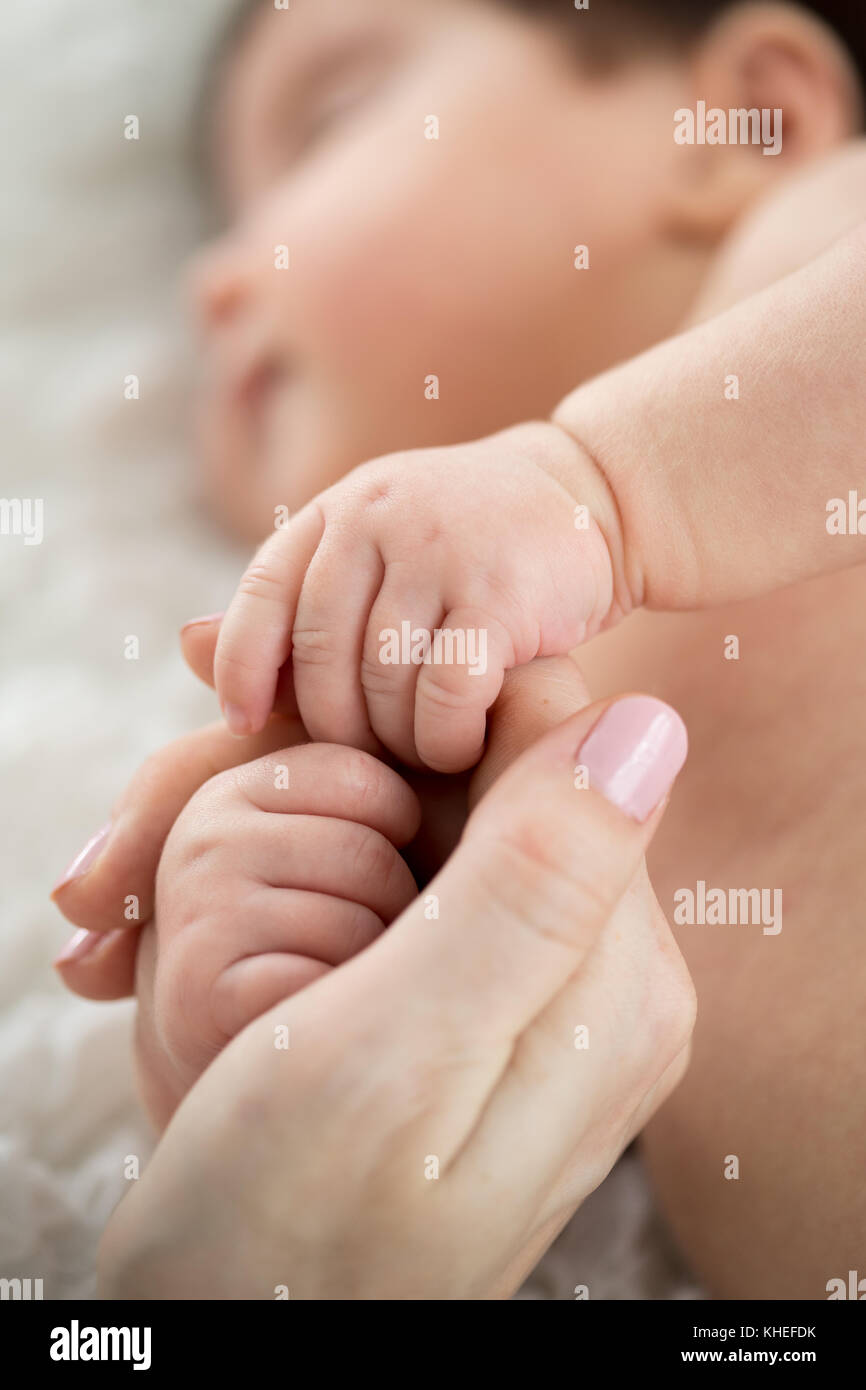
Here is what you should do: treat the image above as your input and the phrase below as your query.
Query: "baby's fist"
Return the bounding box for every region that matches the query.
[136,744,420,1129]
[214,422,623,772]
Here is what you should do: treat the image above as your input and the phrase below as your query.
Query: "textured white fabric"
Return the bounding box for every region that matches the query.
[0,0,701,1301]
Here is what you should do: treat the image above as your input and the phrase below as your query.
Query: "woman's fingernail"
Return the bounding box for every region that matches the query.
[52,822,112,894]
[223,703,252,737]
[578,697,687,823]
[180,611,224,633]
[53,928,103,966]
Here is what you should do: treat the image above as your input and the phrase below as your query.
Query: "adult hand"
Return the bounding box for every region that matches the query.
[98,685,694,1300]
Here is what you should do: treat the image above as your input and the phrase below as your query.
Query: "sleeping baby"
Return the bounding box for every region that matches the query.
[54,0,866,1298]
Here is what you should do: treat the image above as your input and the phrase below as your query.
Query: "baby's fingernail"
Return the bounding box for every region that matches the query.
[578,696,687,823]
[180,611,224,633]
[52,822,112,895]
[53,928,103,966]
[223,703,252,737]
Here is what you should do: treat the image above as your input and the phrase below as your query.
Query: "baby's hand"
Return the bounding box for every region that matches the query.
[136,743,420,1128]
[213,422,628,772]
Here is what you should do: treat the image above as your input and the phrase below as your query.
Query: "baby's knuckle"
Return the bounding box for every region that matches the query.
[341,900,385,958]
[418,670,473,714]
[350,827,394,886]
[291,626,336,665]
[237,560,284,602]
[360,653,403,696]
[351,458,398,510]
[339,748,387,812]
[214,647,261,676]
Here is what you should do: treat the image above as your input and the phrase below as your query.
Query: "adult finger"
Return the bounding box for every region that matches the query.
[53,924,143,1001]
[468,654,592,807]
[402,692,686,1039]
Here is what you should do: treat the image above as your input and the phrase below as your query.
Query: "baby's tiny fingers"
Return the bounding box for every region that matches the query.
[413,609,514,772]
[215,503,324,736]
[236,743,421,847]
[290,530,383,756]
[238,815,418,925]
[51,719,305,937]
[361,575,445,767]
[208,891,388,1039]
[180,613,302,722]
[212,953,331,1039]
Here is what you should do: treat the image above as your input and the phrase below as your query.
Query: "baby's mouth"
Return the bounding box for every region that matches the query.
[231,357,286,449]
[234,358,282,413]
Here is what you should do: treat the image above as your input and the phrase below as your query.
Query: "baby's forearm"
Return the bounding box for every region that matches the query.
[552,221,866,612]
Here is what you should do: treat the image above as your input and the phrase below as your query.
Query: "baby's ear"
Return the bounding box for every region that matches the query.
[664,3,862,245]
[468,656,592,810]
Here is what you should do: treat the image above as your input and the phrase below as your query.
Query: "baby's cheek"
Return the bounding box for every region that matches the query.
[293,198,429,376]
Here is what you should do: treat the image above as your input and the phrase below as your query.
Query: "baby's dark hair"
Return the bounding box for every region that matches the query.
[211,0,866,85]
[198,0,866,189]
[508,0,866,94]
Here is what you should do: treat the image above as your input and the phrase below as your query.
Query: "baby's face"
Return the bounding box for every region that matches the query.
[191,0,692,538]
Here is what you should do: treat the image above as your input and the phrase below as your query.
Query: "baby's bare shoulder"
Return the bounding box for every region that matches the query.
[690,139,866,322]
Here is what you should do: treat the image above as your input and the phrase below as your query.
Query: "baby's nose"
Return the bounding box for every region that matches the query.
[187,238,251,333]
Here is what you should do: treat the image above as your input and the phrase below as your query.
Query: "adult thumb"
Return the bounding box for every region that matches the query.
[469,654,592,808]
[384,692,688,1046]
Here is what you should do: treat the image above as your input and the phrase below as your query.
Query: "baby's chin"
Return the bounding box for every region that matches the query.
[197,451,292,543]
[196,384,349,542]
[193,408,287,543]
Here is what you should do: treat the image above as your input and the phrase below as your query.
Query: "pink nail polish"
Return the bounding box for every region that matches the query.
[53,928,103,966]
[578,697,687,822]
[180,611,225,633]
[52,822,112,894]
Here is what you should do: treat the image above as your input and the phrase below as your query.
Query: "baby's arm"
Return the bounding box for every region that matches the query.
[212,184,865,773]
[554,216,866,613]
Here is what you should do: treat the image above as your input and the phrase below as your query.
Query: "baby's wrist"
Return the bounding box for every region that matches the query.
[523,414,641,629]
[551,372,701,615]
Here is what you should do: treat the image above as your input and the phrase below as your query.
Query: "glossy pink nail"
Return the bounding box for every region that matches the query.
[52,822,111,894]
[180,611,225,633]
[578,697,687,822]
[53,928,103,966]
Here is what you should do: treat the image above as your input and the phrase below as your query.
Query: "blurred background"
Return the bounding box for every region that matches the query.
[0,0,698,1300]
[0,0,241,1298]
